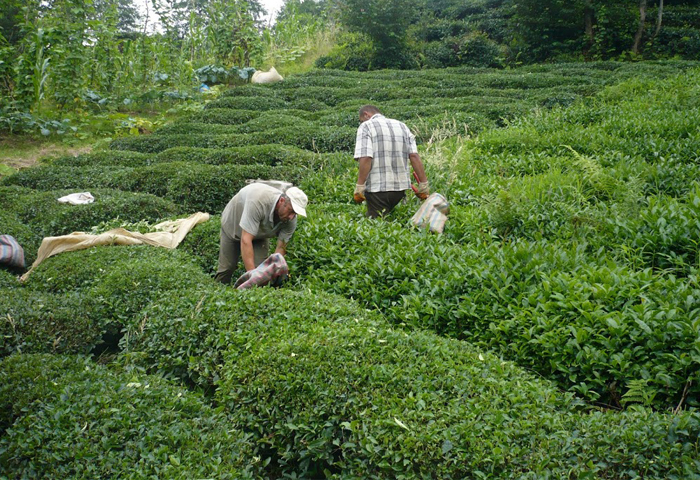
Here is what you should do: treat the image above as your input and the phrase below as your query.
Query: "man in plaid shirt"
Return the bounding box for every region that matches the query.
[353,105,430,218]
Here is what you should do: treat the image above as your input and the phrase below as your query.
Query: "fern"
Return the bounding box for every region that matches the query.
[621,379,658,407]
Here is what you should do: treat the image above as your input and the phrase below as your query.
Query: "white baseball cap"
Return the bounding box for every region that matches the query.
[286,187,308,217]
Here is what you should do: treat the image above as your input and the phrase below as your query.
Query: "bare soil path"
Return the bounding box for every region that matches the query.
[0,135,93,171]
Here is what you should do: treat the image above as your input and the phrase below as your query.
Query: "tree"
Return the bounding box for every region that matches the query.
[632,0,647,54]
[335,0,418,68]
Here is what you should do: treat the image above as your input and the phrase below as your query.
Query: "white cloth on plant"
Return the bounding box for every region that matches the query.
[20,212,210,281]
[57,192,95,205]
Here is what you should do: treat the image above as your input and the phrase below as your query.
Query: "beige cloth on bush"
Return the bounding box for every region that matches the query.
[20,212,209,281]
[251,66,283,84]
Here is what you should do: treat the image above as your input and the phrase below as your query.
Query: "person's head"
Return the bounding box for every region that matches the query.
[276,187,308,222]
[359,105,381,123]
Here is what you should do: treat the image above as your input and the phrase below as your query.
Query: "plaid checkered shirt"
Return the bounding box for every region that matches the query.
[353,114,418,193]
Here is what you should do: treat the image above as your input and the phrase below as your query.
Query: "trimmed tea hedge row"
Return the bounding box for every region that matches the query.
[109,125,356,153]
[156,115,314,136]
[0,269,18,288]
[2,246,215,356]
[0,187,181,252]
[0,354,254,479]
[50,150,152,168]
[155,144,319,167]
[2,163,302,214]
[290,211,700,408]
[0,290,107,356]
[38,144,320,169]
[122,288,700,479]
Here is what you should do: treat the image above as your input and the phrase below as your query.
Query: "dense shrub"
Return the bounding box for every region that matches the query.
[183,107,316,126]
[50,150,152,168]
[1,165,126,191]
[290,211,700,408]
[0,354,254,479]
[0,269,18,288]
[0,290,107,356]
[181,107,263,124]
[155,144,317,167]
[2,163,301,214]
[109,125,356,153]
[112,162,301,213]
[0,187,182,238]
[603,189,700,274]
[204,95,289,111]
[122,288,700,479]
[179,214,222,274]
[156,114,315,136]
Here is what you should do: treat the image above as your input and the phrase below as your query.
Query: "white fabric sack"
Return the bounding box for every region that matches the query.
[57,192,95,205]
[251,67,283,84]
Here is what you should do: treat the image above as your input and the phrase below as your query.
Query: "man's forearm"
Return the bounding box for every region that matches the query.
[240,235,256,271]
[409,153,427,183]
[275,240,287,256]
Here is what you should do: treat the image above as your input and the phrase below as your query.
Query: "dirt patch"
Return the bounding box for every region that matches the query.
[0,136,93,170]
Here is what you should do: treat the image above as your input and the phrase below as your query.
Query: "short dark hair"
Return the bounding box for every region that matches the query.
[359,105,381,117]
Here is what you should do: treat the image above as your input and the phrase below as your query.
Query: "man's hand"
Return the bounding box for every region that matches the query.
[415,181,430,200]
[353,183,366,203]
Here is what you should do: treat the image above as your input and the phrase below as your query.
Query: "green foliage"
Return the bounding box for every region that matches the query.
[0,186,182,238]
[121,287,700,479]
[0,289,107,356]
[50,150,153,168]
[337,0,418,69]
[0,354,254,478]
[108,125,356,153]
[155,144,318,167]
[289,211,700,408]
[1,163,302,213]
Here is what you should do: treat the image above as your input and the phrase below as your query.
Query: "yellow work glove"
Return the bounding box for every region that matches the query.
[416,181,430,200]
[353,183,366,203]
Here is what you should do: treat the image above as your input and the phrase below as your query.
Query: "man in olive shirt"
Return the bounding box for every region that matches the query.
[215,182,308,284]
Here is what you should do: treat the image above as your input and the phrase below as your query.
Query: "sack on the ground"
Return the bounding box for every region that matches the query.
[234,253,289,289]
[410,193,449,233]
[0,235,26,269]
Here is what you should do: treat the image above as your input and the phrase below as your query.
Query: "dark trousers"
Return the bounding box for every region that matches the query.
[215,228,270,284]
[365,191,406,219]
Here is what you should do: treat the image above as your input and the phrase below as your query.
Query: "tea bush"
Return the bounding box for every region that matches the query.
[50,150,152,168]
[0,290,107,356]
[156,115,314,136]
[179,214,222,274]
[0,269,18,288]
[0,354,254,479]
[0,187,182,238]
[205,95,289,111]
[121,288,700,479]
[109,125,356,153]
[2,164,301,214]
[603,189,700,274]
[290,211,700,408]
[184,108,263,124]
[155,144,317,167]
[1,165,127,191]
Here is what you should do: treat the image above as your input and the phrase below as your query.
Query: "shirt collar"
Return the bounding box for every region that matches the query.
[369,113,383,120]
